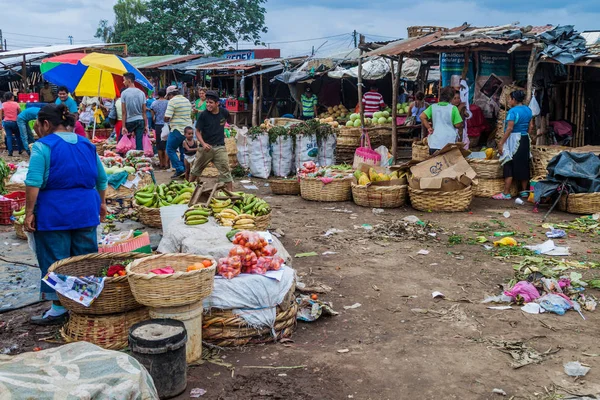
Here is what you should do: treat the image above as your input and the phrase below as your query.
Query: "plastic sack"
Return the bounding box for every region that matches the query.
[142,134,154,157]
[375,145,392,167]
[217,256,242,279]
[236,128,250,169]
[529,94,541,117]
[116,134,135,154]
[9,162,29,184]
[503,281,540,303]
[295,133,318,170]
[271,135,294,177]
[538,293,573,315]
[317,134,337,167]
[161,124,170,140]
[248,133,272,179]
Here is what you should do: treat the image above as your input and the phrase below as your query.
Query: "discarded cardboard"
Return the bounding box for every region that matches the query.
[409,145,477,191]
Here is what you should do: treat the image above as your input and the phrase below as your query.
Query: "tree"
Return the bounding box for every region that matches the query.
[96,0,268,56]
[95,0,147,44]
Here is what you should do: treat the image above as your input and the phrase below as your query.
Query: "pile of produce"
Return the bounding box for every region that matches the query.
[134,181,196,208]
[259,119,274,131]
[298,162,352,179]
[183,204,211,226]
[0,159,11,194]
[318,104,349,120]
[371,111,393,125]
[211,193,271,229]
[354,168,405,185]
[481,148,497,160]
[12,206,25,225]
[397,103,410,115]
[217,231,284,279]
[99,264,127,278]
[101,150,154,174]
[145,260,213,275]
[316,117,340,128]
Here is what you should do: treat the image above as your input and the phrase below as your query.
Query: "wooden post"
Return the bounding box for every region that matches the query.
[21,55,27,92]
[357,34,366,128]
[576,66,584,147]
[252,75,259,127]
[259,67,264,123]
[525,46,540,105]
[391,55,403,163]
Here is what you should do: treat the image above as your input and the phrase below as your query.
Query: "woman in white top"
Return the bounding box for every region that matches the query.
[420,87,464,155]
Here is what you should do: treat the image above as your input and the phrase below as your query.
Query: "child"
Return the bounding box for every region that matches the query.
[182,126,198,182]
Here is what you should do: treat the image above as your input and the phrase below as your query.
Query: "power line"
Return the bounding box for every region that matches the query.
[3,31,72,41]
[265,33,351,45]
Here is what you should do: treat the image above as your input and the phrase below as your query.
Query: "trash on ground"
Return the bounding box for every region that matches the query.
[504,281,540,303]
[295,252,318,258]
[190,388,207,398]
[493,231,515,237]
[475,337,561,369]
[492,388,507,396]
[546,228,566,238]
[515,198,524,205]
[417,249,430,255]
[482,295,513,304]
[493,237,518,247]
[323,228,344,237]
[296,294,339,322]
[322,251,337,255]
[337,349,350,353]
[432,291,445,299]
[343,303,362,310]
[503,211,511,218]
[487,306,512,310]
[521,303,544,314]
[369,219,439,241]
[372,208,384,215]
[564,361,591,377]
[524,240,570,256]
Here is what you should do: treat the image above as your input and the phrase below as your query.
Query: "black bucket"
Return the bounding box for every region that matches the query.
[129,318,187,399]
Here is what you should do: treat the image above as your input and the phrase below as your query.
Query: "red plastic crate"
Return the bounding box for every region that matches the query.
[18,93,39,103]
[0,191,26,225]
[225,98,244,112]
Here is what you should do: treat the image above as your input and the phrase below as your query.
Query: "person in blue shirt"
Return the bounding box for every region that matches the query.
[146,94,155,131]
[493,90,534,200]
[54,86,79,115]
[17,107,39,155]
[24,103,107,326]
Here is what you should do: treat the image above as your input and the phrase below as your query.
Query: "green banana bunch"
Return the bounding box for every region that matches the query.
[135,180,196,208]
[12,207,25,217]
[184,204,211,226]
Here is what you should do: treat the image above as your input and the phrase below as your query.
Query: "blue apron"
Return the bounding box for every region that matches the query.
[36,134,100,231]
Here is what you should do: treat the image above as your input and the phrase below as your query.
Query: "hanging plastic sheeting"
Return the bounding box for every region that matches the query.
[327,58,422,81]
[538,25,590,64]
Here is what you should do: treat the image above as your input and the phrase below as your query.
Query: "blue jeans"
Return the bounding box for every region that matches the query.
[166,129,186,174]
[34,226,98,301]
[17,119,35,153]
[3,121,23,154]
[126,119,145,150]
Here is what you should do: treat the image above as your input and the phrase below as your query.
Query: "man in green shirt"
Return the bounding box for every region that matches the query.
[420,87,463,154]
[300,87,318,120]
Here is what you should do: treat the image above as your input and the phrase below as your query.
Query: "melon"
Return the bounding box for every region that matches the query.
[353,119,361,127]
[378,117,387,124]
[346,120,354,127]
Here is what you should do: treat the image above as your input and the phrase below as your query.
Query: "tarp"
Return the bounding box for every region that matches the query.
[534,151,600,202]
[327,58,421,81]
[0,342,158,399]
[538,25,590,64]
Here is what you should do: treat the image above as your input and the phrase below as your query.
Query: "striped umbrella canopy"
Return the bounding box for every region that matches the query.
[41,52,154,98]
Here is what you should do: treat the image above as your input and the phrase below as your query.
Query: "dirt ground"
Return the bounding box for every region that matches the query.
[1,170,599,400]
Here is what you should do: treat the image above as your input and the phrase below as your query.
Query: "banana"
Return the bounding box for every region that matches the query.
[220,209,238,217]
[234,214,255,220]
[186,219,208,226]
[12,208,25,217]
[185,210,211,217]
[233,224,256,229]
[178,187,194,195]
[234,218,255,225]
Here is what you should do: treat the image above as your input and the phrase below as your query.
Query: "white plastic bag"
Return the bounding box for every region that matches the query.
[160,124,170,140]
[236,128,250,169]
[294,133,318,170]
[9,162,29,184]
[317,134,337,167]
[248,133,272,179]
[375,145,392,167]
[529,94,541,117]
[271,135,294,177]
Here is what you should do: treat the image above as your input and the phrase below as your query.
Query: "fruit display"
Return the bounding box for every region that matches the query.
[316,117,340,128]
[372,111,393,125]
[184,204,211,226]
[211,193,271,228]
[482,147,497,160]
[217,231,285,279]
[353,167,406,185]
[298,162,352,179]
[12,206,25,225]
[134,181,196,208]
[101,150,154,174]
[186,259,213,272]
[318,104,349,120]
[397,103,410,115]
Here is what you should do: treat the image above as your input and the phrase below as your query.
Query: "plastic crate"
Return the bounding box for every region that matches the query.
[18,93,39,103]
[0,191,26,225]
[225,98,244,112]
[99,231,151,254]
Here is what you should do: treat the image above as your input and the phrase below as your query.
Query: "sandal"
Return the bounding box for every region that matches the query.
[519,191,530,198]
[492,193,512,200]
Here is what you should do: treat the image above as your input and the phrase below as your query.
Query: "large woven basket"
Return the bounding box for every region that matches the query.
[94,142,104,156]
[61,307,149,350]
[48,252,148,315]
[254,212,272,231]
[127,253,216,308]
[133,200,162,229]
[337,127,362,147]
[558,192,600,214]
[107,173,153,200]
[272,117,302,127]
[351,183,407,208]
[473,179,518,198]
[300,176,352,202]
[13,223,26,240]
[409,186,473,212]
[4,181,25,193]
[412,141,429,162]
[270,178,300,195]
[531,145,570,177]
[467,159,503,179]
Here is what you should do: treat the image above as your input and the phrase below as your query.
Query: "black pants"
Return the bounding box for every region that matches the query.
[503,136,531,181]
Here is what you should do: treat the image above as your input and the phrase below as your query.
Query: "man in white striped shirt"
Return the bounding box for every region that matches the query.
[362,85,385,117]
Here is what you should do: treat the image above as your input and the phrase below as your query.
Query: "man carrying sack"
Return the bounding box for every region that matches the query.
[191,90,233,190]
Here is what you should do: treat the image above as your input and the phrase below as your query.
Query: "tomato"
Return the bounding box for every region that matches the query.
[311,294,318,301]
[202,259,213,268]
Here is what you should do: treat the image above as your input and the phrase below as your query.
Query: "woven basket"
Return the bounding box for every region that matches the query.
[94,142,104,156]
[473,179,519,198]
[351,183,407,208]
[558,192,600,214]
[48,252,148,315]
[127,253,216,308]
[412,141,429,162]
[107,173,153,200]
[272,117,302,127]
[531,145,570,177]
[254,212,271,231]
[270,179,300,195]
[201,164,219,178]
[409,186,473,212]
[61,307,149,350]
[300,176,352,202]
[4,181,25,193]
[467,159,503,179]
[133,200,162,229]
[225,137,237,154]
[494,109,507,143]
[228,154,238,168]
[13,223,26,240]
[203,300,297,347]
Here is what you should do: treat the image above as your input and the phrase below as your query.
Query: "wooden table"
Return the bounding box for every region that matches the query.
[229,111,251,127]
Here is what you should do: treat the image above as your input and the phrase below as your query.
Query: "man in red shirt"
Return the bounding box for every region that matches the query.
[362,85,385,118]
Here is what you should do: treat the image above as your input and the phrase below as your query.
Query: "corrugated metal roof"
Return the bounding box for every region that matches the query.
[364,33,447,57]
[159,56,222,70]
[419,37,524,50]
[126,54,202,69]
[187,58,283,71]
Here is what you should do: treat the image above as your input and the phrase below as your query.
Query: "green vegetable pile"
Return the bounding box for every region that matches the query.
[0,159,11,194]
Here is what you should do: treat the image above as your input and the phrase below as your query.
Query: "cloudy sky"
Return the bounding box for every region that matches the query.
[2,0,599,56]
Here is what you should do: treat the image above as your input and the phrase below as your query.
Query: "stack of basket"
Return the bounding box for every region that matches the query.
[412,140,429,162]
[225,137,238,168]
[467,158,519,198]
[336,127,362,164]
[126,253,216,363]
[54,253,150,350]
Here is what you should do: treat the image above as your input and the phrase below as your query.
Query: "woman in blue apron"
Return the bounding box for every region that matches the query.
[493,90,533,200]
[24,104,108,325]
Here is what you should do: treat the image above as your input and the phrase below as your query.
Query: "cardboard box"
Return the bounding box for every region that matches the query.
[354,163,407,186]
[409,145,477,191]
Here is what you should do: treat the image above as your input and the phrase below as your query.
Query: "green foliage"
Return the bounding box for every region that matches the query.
[96,0,268,55]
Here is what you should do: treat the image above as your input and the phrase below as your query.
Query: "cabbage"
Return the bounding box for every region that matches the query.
[353,119,361,127]
[124,166,136,174]
[387,117,393,123]
[373,111,381,119]
[350,113,359,121]
[378,117,387,124]
[346,120,354,127]
[382,111,390,118]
